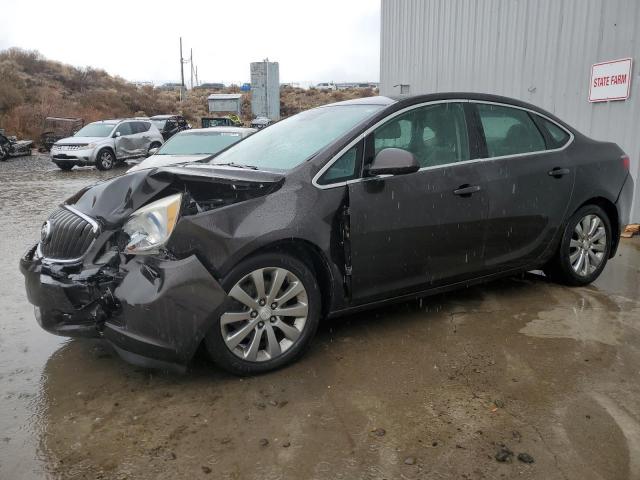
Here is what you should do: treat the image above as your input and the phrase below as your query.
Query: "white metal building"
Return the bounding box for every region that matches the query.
[207,94,242,116]
[380,0,640,221]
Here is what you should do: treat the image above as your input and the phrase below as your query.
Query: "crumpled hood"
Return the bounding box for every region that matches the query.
[65,165,285,228]
[127,154,207,173]
[55,136,105,146]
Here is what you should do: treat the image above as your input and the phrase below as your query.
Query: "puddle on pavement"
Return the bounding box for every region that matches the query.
[519,288,640,346]
[0,155,125,479]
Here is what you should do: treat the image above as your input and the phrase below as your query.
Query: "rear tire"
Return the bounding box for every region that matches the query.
[544,205,612,286]
[95,148,115,170]
[205,252,321,375]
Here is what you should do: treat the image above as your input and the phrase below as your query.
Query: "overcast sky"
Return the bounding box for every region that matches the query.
[1,0,380,86]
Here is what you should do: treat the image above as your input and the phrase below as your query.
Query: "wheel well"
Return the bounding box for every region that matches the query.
[249,239,335,318]
[577,197,619,258]
[97,146,115,157]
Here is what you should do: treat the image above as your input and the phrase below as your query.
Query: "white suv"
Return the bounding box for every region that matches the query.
[50,119,164,171]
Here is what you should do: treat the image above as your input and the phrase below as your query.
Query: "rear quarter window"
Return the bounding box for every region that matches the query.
[538,117,571,149]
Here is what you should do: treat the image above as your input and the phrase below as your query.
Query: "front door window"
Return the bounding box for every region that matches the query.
[372,102,470,168]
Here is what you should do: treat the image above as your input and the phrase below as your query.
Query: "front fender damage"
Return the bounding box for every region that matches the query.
[21,165,286,371]
[105,255,226,369]
[21,246,226,372]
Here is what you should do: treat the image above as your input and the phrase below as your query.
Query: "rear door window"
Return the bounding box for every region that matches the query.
[476,104,545,157]
[135,121,151,133]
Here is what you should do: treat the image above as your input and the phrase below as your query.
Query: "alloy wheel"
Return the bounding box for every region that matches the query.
[100,151,113,169]
[221,267,309,362]
[569,213,607,277]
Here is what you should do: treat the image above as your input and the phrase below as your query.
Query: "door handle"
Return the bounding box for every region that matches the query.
[453,184,481,197]
[548,167,570,178]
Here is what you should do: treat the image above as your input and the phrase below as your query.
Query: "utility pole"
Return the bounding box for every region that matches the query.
[190,48,194,90]
[179,37,185,102]
[195,65,199,88]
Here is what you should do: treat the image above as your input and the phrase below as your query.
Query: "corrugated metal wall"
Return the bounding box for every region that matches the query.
[250,62,281,121]
[380,0,640,221]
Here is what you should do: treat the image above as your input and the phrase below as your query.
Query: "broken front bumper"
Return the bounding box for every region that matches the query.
[20,245,227,372]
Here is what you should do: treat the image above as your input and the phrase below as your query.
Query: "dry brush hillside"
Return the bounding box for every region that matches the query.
[0,48,377,141]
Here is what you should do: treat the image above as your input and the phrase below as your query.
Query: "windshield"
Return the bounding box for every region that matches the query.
[74,123,115,137]
[157,131,244,155]
[152,119,167,130]
[210,104,383,170]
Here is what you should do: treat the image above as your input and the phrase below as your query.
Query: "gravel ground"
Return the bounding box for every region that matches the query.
[1,154,639,479]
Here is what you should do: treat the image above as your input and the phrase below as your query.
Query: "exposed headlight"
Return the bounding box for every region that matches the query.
[122,193,182,254]
[86,143,96,149]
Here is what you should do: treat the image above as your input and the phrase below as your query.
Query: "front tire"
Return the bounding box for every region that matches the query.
[95,148,115,170]
[205,252,321,375]
[545,205,612,286]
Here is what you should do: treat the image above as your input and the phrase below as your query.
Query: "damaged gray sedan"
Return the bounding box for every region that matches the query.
[20,94,633,374]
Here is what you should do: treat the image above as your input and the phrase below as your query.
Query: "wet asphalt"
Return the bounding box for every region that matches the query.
[1,154,639,480]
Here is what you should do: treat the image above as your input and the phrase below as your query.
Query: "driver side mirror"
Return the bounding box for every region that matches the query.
[367,148,420,176]
[147,147,159,157]
[113,131,121,138]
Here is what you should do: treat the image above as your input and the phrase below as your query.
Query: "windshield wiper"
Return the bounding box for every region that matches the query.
[215,162,259,170]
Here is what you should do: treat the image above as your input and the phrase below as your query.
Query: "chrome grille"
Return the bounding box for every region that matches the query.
[55,145,85,151]
[40,208,98,260]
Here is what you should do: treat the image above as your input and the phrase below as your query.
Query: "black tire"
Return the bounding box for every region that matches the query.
[544,204,612,286]
[205,252,321,375]
[55,163,73,171]
[95,148,115,170]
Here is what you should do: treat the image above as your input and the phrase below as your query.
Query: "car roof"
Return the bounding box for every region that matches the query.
[90,119,120,124]
[180,127,256,134]
[390,92,574,130]
[150,115,181,120]
[318,93,574,132]
[325,95,397,106]
[90,118,150,125]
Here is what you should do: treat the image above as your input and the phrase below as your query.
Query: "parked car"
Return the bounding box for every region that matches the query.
[39,117,84,152]
[201,116,243,128]
[20,93,633,375]
[250,116,272,129]
[50,119,164,171]
[315,82,337,91]
[128,127,256,172]
[150,115,190,141]
[0,130,33,161]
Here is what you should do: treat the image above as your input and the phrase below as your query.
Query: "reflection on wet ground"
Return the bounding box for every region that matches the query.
[1,155,639,479]
[0,156,125,479]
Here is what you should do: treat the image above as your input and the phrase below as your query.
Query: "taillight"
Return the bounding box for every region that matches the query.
[622,154,630,170]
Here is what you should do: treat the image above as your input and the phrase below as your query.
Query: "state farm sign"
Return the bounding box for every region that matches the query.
[589,58,633,102]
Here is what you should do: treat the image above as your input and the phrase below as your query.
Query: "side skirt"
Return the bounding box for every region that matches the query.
[327,264,544,319]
